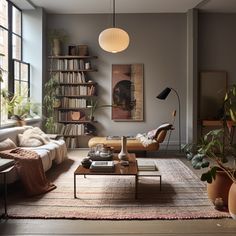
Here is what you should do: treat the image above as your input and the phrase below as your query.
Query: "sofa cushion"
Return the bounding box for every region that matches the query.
[0,138,17,151]
[0,126,32,145]
[28,140,68,164]
[18,127,51,147]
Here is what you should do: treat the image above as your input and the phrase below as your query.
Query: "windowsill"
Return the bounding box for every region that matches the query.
[0,116,42,129]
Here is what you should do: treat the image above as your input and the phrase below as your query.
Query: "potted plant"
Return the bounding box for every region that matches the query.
[43,73,59,133]
[183,128,236,217]
[1,89,34,126]
[48,29,68,56]
[183,85,236,218]
[87,99,116,121]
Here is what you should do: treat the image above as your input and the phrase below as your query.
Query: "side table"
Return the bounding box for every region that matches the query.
[0,165,14,218]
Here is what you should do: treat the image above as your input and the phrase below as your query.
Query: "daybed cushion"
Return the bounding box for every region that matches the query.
[147,123,173,139]
[88,137,159,151]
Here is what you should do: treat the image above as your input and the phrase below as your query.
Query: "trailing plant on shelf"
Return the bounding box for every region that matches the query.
[43,73,59,133]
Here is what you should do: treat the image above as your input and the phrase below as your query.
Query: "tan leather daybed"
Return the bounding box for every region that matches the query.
[88,124,172,152]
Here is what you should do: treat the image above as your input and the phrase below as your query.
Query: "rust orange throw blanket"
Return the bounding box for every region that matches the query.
[0,148,56,196]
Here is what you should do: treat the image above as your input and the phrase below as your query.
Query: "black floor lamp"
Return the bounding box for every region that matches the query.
[156,87,181,152]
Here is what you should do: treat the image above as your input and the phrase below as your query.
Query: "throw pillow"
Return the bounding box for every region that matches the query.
[0,138,17,151]
[18,134,43,147]
[147,123,173,139]
[136,133,156,147]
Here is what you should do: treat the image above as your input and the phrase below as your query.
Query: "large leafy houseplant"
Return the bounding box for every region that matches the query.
[43,73,59,133]
[183,84,236,183]
[183,129,236,184]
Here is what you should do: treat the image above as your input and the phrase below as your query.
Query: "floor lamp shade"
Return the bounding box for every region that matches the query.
[156,87,181,152]
[98,28,130,53]
[156,87,171,100]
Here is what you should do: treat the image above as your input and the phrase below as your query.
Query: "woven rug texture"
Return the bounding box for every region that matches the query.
[7,151,230,220]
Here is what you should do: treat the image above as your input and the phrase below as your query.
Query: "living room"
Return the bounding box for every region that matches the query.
[0,0,236,235]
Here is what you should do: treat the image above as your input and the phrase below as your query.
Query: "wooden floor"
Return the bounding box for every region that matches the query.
[1,149,236,235]
[1,218,236,235]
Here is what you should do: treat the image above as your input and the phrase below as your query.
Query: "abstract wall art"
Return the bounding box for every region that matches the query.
[112,64,143,121]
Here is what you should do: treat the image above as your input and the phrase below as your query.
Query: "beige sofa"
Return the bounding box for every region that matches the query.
[0,126,67,183]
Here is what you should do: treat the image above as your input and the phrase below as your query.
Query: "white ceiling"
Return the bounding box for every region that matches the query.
[11,0,236,13]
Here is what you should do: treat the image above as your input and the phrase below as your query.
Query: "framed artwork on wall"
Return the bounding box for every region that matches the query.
[112,64,144,121]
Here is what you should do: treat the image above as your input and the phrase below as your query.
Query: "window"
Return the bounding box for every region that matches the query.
[13,59,29,97]
[0,0,30,125]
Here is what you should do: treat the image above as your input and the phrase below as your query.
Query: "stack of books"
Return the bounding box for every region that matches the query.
[90,161,115,172]
[137,160,157,171]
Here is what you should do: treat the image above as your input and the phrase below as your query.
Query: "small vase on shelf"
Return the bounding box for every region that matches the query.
[118,136,129,161]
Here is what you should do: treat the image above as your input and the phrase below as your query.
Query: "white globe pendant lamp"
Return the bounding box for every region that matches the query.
[99,0,130,53]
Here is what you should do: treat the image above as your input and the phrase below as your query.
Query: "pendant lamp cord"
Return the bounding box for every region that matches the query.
[113,0,116,27]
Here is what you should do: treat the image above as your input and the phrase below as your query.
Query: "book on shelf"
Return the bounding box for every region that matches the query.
[137,160,157,171]
[90,161,115,172]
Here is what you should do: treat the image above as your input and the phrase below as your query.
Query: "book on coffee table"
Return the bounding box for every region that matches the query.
[90,161,115,172]
[137,160,157,171]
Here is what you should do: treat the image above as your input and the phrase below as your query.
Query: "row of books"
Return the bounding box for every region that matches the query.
[59,124,85,136]
[52,59,89,70]
[60,97,87,108]
[56,71,86,83]
[65,137,79,148]
[60,85,96,96]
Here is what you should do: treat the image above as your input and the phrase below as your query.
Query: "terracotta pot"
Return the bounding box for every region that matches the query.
[228,182,236,219]
[16,120,26,126]
[207,170,233,207]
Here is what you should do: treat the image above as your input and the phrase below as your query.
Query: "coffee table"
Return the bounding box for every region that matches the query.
[74,153,138,199]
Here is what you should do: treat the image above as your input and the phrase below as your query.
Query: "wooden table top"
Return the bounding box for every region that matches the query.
[74,153,137,176]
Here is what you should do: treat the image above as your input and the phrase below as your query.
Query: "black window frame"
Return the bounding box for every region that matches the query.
[0,0,30,123]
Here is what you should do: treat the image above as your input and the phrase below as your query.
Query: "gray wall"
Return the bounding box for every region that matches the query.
[47,13,187,149]
[23,8,45,115]
[199,13,236,85]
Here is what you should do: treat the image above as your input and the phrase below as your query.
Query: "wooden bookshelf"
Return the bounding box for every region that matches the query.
[49,52,98,148]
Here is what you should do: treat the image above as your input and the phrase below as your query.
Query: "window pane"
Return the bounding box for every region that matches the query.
[12,34,21,60]
[0,0,8,29]
[12,6,21,35]
[0,28,8,71]
[21,63,29,82]
[14,79,20,95]
[21,81,29,96]
[14,60,19,80]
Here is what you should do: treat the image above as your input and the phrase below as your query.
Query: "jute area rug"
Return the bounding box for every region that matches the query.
[7,150,230,220]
